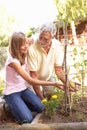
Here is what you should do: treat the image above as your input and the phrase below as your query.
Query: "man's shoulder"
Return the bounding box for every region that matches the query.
[52,39,62,48]
[52,38,61,45]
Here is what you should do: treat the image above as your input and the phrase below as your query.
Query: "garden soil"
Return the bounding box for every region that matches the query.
[39,96,87,124]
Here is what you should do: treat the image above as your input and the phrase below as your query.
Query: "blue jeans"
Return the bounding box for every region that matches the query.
[4,89,44,124]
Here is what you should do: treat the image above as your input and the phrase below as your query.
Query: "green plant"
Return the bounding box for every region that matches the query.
[0,78,4,96]
[72,45,87,95]
[42,94,60,118]
[0,47,8,69]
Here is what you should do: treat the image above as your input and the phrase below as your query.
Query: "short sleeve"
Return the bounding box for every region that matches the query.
[5,55,20,66]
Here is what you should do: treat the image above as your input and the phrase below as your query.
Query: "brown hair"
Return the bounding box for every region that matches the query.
[9,32,26,64]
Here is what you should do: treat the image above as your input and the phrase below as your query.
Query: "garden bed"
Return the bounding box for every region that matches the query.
[39,96,87,124]
[0,96,87,130]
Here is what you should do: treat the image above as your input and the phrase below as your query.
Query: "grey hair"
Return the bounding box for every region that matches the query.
[39,22,57,37]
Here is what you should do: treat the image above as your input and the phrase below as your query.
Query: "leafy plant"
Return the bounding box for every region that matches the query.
[42,94,61,118]
[0,47,8,69]
[0,78,4,96]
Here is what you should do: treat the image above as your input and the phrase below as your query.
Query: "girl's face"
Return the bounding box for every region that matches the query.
[20,40,29,55]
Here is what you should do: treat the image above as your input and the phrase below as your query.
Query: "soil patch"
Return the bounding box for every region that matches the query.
[39,96,87,124]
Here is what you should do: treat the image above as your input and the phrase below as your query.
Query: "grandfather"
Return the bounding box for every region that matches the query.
[27,23,74,100]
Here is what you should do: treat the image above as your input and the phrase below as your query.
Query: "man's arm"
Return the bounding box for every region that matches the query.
[55,66,80,91]
[55,66,72,90]
[55,66,66,83]
[30,71,44,100]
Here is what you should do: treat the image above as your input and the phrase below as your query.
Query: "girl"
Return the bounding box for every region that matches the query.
[3,32,64,124]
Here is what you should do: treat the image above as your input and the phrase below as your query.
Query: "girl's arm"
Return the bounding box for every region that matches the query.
[9,62,64,88]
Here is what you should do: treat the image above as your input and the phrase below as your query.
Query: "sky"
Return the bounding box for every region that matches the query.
[0,0,58,31]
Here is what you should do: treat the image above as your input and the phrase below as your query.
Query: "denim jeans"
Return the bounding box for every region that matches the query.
[4,89,44,124]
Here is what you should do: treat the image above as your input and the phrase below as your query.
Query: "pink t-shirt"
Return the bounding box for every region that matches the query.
[4,55,27,95]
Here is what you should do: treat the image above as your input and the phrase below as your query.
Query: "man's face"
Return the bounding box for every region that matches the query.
[39,31,52,47]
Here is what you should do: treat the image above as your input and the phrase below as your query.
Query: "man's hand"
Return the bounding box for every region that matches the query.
[55,81,81,92]
[69,81,81,92]
[26,38,34,45]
